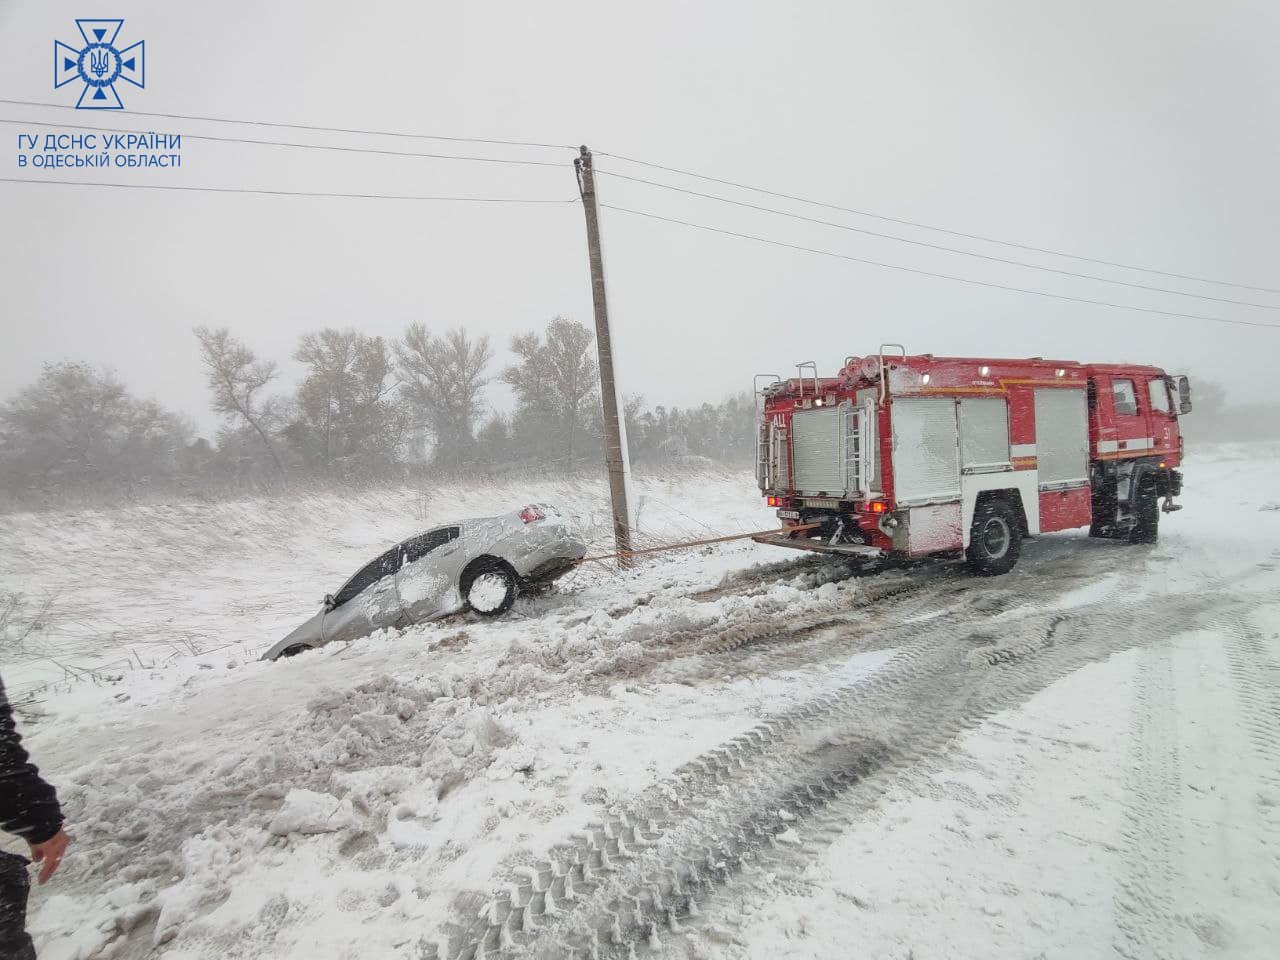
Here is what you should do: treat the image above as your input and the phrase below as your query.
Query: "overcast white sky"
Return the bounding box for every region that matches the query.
[1,1,1277,434]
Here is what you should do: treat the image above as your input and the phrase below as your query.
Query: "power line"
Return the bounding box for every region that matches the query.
[0,97,576,151]
[601,203,1280,331]
[598,151,1280,296]
[0,117,567,168]
[0,177,578,204]
[596,169,1280,312]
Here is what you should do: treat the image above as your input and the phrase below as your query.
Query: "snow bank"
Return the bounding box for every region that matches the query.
[267,790,356,837]
[10,450,1280,959]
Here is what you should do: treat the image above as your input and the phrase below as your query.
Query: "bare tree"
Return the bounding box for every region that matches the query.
[395,324,493,468]
[193,326,287,476]
[503,317,598,469]
[289,328,405,472]
[0,362,191,492]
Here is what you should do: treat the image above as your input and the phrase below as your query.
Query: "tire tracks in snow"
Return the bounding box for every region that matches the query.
[1110,574,1280,958]
[1214,601,1280,885]
[430,555,1223,959]
[1112,638,1182,960]
[1218,610,1280,794]
[642,539,1115,689]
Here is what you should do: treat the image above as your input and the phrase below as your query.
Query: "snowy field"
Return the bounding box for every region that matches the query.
[1,451,1278,960]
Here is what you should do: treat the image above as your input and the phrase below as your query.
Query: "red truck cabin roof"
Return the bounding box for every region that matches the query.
[833,355,1169,396]
[842,355,1087,394]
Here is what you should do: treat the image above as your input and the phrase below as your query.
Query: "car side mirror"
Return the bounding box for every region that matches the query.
[322,593,335,612]
[1174,375,1192,415]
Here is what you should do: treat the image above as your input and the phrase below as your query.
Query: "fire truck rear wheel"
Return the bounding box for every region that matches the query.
[965,499,1021,576]
[1129,480,1160,544]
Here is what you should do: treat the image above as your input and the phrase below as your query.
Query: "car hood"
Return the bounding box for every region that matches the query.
[260,608,325,661]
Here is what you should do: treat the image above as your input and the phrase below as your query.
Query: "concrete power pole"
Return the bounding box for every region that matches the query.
[575,145,634,565]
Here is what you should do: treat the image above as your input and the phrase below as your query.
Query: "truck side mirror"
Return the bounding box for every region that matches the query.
[322,593,335,612]
[1175,375,1192,415]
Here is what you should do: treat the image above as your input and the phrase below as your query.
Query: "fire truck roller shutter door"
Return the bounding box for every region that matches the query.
[791,404,847,495]
[891,398,961,504]
[892,397,967,555]
[958,397,1011,472]
[1033,386,1092,532]
[1033,388,1089,487]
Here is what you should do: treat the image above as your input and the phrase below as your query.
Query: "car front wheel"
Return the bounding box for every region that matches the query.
[464,563,518,617]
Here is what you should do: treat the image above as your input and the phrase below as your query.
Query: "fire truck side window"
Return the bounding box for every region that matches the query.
[1112,378,1138,416]
[1148,379,1171,415]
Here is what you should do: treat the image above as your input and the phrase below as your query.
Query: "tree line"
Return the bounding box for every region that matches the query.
[0,317,756,503]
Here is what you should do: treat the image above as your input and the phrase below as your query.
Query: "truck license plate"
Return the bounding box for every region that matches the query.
[778,509,801,520]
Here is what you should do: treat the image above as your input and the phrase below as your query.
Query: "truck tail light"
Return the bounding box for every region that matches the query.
[866,500,887,514]
[767,496,781,507]
[520,505,545,523]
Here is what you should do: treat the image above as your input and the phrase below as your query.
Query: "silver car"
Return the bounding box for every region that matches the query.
[262,504,586,660]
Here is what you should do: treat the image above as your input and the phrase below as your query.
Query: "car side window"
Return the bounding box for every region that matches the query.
[1147,378,1171,415]
[400,526,461,564]
[1111,378,1138,417]
[331,547,402,608]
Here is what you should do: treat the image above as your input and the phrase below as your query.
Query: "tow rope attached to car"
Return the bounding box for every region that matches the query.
[575,523,821,565]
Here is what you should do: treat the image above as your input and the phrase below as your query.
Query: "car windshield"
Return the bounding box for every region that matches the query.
[330,547,400,608]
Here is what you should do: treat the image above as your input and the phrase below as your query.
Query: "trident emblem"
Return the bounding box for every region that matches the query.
[89,48,110,79]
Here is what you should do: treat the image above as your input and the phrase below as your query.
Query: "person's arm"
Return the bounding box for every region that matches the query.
[0,678,64,848]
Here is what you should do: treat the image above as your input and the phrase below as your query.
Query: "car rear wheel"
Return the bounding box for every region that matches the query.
[464,563,518,617]
[277,643,312,660]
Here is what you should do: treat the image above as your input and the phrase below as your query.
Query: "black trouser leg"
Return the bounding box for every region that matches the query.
[0,852,35,960]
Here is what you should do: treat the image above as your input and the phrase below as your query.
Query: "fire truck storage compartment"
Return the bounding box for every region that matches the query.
[890,397,965,555]
[1032,386,1092,532]
[891,398,961,504]
[790,403,847,495]
[958,397,1011,471]
[902,503,964,556]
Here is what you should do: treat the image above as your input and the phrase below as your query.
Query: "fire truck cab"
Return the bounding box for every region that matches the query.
[753,348,1190,574]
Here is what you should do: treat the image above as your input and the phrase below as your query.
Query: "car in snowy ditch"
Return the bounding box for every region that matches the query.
[261,504,586,660]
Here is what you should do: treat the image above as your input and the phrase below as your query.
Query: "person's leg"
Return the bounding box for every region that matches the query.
[0,852,35,960]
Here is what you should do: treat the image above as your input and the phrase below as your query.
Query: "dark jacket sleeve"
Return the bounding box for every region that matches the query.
[0,677,63,844]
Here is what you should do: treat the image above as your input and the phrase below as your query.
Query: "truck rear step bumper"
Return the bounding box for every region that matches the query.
[752,533,885,559]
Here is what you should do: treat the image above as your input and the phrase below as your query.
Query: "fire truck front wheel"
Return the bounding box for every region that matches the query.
[1129,479,1160,544]
[966,498,1022,576]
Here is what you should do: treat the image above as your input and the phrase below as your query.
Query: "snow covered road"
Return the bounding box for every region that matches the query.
[3,454,1278,959]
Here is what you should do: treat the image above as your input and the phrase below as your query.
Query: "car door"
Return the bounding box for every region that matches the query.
[321,546,405,643]
[394,526,464,624]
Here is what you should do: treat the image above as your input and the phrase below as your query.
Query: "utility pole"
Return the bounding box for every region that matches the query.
[575,145,634,565]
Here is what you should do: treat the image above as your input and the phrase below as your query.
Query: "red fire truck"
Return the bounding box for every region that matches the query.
[753,347,1192,574]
